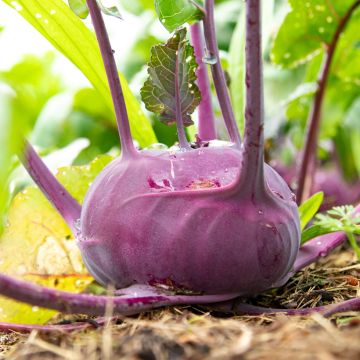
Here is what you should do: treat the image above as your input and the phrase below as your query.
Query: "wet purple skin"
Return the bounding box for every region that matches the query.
[79,145,300,295]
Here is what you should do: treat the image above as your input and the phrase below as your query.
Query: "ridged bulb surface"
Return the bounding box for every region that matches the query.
[79,146,300,295]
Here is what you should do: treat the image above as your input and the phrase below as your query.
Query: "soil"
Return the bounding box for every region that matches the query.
[1,246,360,360]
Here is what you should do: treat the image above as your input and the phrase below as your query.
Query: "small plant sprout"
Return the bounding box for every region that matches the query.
[305,206,360,260]
[0,0,359,330]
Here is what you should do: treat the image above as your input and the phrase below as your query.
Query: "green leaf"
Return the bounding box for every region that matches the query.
[301,224,335,244]
[119,0,154,15]
[141,28,201,126]
[3,0,157,148]
[271,0,357,68]
[0,155,112,324]
[0,89,20,235]
[298,191,324,230]
[155,0,203,32]
[68,0,89,18]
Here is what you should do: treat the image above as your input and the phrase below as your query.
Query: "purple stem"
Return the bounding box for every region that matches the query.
[175,46,191,149]
[0,318,106,334]
[19,141,81,233]
[296,0,360,204]
[203,0,241,146]
[190,22,217,141]
[86,0,137,158]
[293,231,347,273]
[209,297,360,317]
[235,0,265,196]
[0,273,238,316]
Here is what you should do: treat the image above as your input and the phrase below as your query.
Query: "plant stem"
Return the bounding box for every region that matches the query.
[346,231,360,260]
[19,140,81,233]
[296,0,360,204]
[0,318,106,333]
[190,22,217,141]
[235,0,265,197]
[86,0,137,158]
[0,273,237,316]
[203,0,241,146]
[175,50,191,149]
[209,296,360,317]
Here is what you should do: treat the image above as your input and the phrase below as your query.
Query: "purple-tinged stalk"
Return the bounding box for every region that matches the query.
[203,0,241,146]
[296,0,360,204]
[19,140,81,233]
[86,0,137,158]
[235,0,265,197]
[209,297,360,317]
[190,22,217,141]
[0,318,106,334]
[174,40,191,149]
[0,274,236,316]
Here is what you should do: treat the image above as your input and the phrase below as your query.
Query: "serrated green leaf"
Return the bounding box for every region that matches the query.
[141,28,201,126]
[298,191,324,230]
[155,0,203,32]
[3,0,157,148]
[68,0,89,19]
[0,155,112,324]
[271,0,357,68]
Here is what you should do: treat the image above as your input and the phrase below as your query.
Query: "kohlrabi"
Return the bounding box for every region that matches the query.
[0,0,359,328]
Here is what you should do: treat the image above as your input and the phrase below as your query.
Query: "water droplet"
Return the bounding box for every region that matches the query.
[161,19,166,24]
[32,306,39,312]
[319,251,327,257]
[326,16,333,23]
[258,210,264,215]
[202,55,217,65]
[35,13,42,18]
[316,241,322,246]
[185,56,192,63]
[145,143,168,151]
[283,52,291,59]
[224,168,229,173]
[44,19,49,24]
[10,1,23,11]
[74,219,81,232]
[97,0,123,19]
[75,279,83,287]
[318,27,325,34]
[50,9,56,15]
[315,5,325,11]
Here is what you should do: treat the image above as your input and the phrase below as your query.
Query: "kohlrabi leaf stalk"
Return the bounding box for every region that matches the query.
[86,0,137,158]
[19,140,81,233]
[296,0,360,204]
[190,22,217,141]
[203,0,241,146]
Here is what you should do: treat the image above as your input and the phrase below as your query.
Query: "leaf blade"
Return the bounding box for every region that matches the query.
[298,191,324,230]
[141,28,201,126]
[3,0,157,147]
